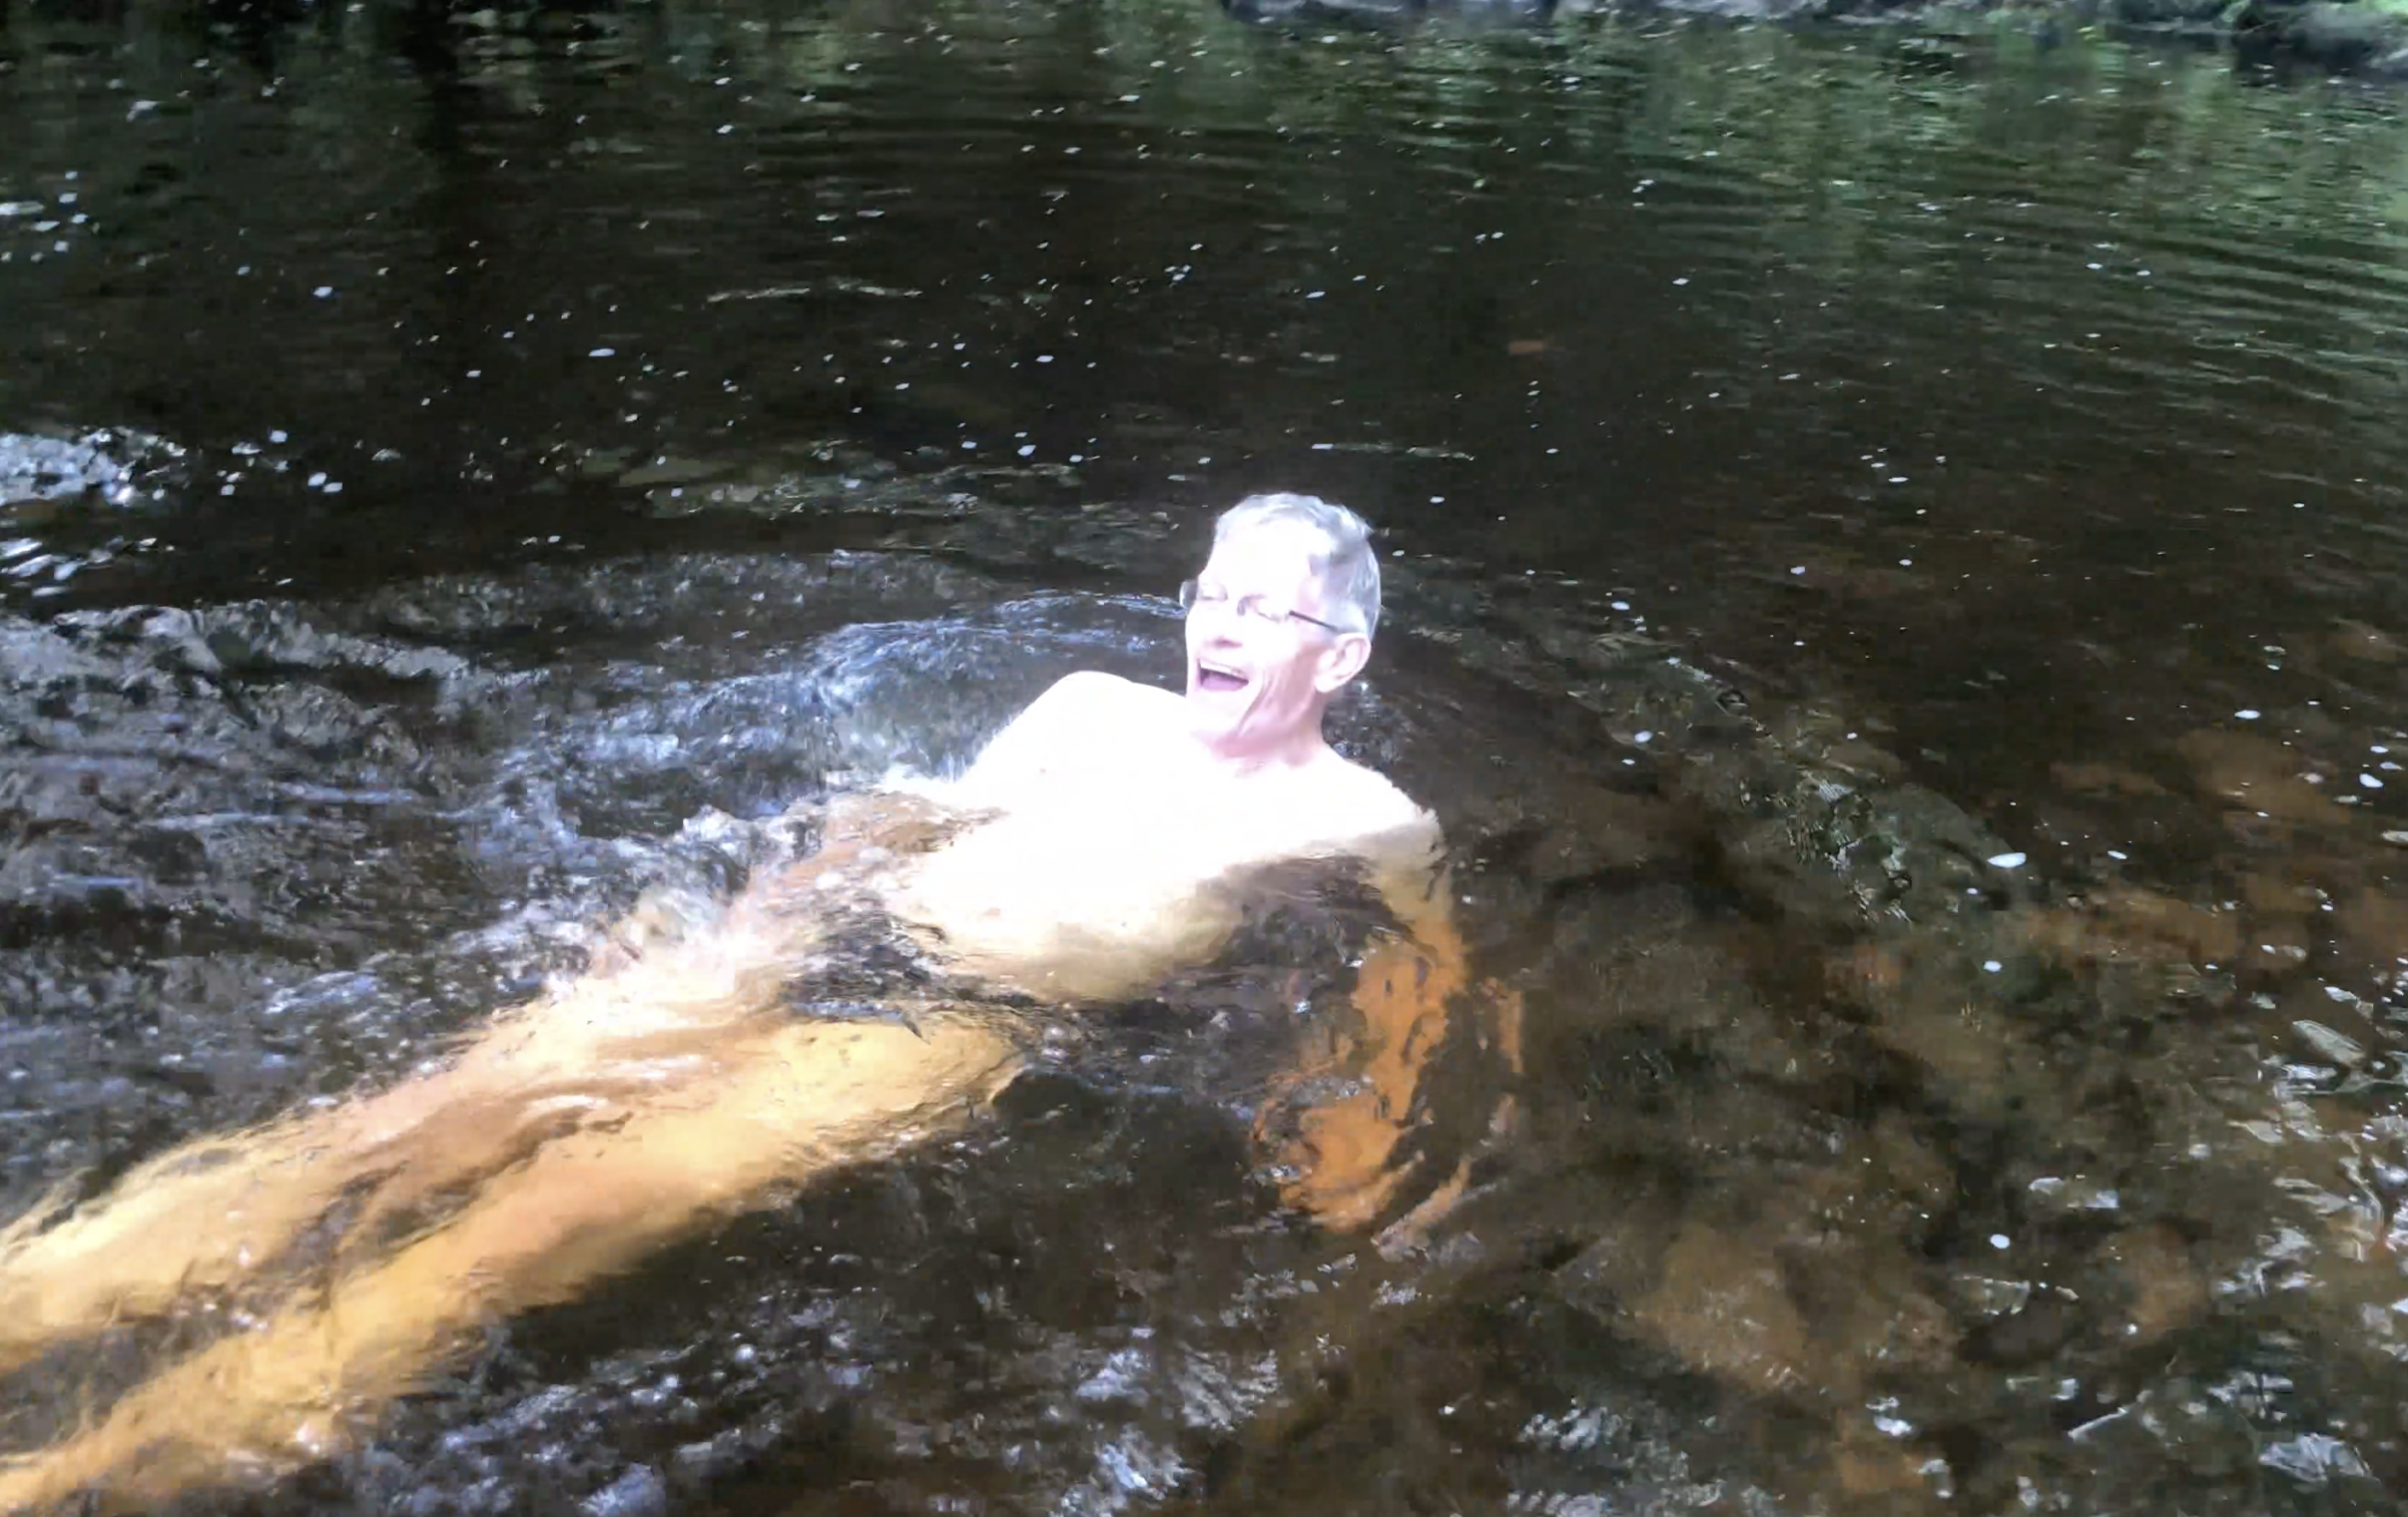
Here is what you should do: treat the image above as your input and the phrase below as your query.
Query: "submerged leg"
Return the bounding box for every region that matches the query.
[0,1014,1021,1515]
[0,798,941,1376]
[0,930,796,1376]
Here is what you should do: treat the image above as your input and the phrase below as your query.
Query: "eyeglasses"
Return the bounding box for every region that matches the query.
[1179,579,1348,635]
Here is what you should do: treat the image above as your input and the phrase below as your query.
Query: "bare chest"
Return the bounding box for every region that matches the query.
[879,781,1337,1002]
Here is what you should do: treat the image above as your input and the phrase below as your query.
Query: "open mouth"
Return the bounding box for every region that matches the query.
[1195,661,1249,693]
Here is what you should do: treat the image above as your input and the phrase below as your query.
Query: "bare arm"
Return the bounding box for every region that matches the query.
[1267,821,1524,1237]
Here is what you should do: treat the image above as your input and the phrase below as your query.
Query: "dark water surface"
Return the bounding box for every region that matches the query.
[7,1,2408,1512]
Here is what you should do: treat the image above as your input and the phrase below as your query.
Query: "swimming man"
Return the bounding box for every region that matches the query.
[0,493,1514,1511]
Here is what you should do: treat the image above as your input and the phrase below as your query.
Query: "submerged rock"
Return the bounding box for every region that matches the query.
[2108,0,2237,22]
[2231,0,2408,70]
[1213,0,2408,80]
[2100,1225,2210,1345]
[1633,1220,1815,1396]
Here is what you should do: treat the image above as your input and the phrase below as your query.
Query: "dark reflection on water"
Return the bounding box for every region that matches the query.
[7,1,2408,1513]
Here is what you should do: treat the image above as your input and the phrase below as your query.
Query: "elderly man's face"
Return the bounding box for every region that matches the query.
[1183,521,1371,761]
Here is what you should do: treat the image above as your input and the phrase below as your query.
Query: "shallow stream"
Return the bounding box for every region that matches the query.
[6,2,2408,1512]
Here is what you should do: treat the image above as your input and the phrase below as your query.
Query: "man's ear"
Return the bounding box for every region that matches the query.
[1313,633,1373,693]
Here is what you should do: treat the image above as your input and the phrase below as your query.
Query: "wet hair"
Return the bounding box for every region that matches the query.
[1212,492,1382,639]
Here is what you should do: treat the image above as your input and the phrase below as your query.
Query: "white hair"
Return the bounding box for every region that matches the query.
[1212,492,1382,639]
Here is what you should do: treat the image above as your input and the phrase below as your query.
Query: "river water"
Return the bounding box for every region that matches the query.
[5,1,2408,1512]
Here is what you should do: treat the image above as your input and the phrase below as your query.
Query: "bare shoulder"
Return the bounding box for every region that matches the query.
[1313,752,1438,852]
[1024,671,1184,758]
[954,671,1177,803]
[1302,758,1448,919]
[1028,670,1181,724]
